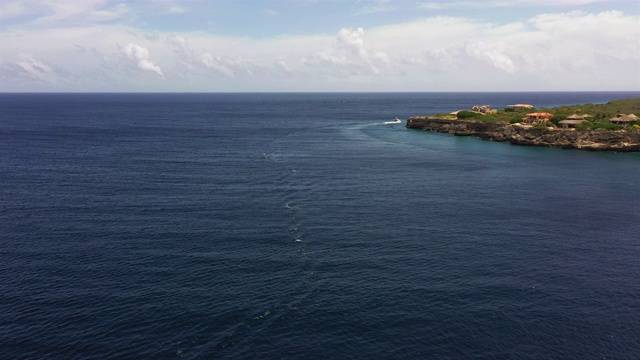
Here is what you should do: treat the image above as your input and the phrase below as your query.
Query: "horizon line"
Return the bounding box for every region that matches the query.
[1,90,639,95]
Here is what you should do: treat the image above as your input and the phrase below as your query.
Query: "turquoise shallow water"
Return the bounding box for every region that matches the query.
[1,92,639,359]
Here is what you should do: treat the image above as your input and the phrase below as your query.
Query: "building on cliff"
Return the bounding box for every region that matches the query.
[558,114,590,128]
[522,112,553,124]
[506,104,534,111]
[559,120,584,128]
[610,114,638,127]
[471,105,497,114]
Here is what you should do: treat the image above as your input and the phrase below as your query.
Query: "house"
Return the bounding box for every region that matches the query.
[522,112,553,124]
[559,120,584,128]
[566,114,587,120]
[609,114,638,126]
[558,114,588,128]
[471,105,497,114]
[506,104,534,111]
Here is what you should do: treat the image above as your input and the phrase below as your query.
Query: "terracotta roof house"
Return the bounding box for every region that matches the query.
[506,104,534,111]
[522,112,553,124]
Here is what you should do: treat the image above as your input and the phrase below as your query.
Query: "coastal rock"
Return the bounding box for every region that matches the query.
[562,131,579,141]
[406,117,640,152]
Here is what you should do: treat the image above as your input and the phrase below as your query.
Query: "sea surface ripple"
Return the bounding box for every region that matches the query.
[1,92,639,359]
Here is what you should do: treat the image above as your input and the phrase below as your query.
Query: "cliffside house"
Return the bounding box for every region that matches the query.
[609,114,638,127]
[506,104,534,111]
[558,114,589,128]
[522,112,553,124]
[471,105,497,114]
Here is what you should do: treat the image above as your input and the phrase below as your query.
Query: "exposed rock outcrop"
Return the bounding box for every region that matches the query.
[406,117,640,152]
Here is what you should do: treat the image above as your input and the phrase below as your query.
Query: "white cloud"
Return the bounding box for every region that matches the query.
[199,53,237,77]
[303,27,390,77]
[0,1,31,20]
[0,6,637,91]
[123,43,164,78]
[418,0,606,10]
[2,53,57,82]
[166,34,187,47]
[337,27,367,58]
[368,10,639,81]
[466,42,518,73]
[4,0,131,26]
[275,59,292,73]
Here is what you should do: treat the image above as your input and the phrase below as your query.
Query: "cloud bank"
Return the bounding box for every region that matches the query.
[0,2,638,91]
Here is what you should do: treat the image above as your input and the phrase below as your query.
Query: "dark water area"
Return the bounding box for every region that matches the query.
[1,92,639,359]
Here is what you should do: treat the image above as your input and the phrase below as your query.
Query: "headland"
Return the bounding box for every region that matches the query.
[406,98,640,152]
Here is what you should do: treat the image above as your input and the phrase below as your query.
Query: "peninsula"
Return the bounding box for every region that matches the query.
[406,98,640,152]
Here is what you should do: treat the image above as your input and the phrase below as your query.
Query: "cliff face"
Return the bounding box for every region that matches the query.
[406,117,640,152]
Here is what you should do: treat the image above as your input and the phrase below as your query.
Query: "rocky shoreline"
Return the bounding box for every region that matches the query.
[406,117,640,152]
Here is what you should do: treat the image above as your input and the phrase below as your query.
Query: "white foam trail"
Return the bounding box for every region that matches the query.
[383,117,402,125]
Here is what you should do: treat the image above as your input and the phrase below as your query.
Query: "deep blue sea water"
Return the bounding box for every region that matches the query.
[1,92,639,359]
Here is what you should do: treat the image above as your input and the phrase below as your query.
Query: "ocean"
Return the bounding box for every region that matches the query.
[1,92,639,359]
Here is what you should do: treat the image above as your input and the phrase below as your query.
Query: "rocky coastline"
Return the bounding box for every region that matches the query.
[406,117,640,152]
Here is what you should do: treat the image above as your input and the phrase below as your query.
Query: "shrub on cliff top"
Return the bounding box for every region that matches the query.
[456,110,483,120]
[577,121,622,131]
[533,124,550,131]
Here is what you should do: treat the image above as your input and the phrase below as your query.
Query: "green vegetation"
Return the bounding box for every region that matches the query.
[548,98,640,120]
[430,113,457,119]
[532,123,550,131]
[453,110,523,124]
[445,98,640,131]
[456,110,484,120]
[576,121,621,131]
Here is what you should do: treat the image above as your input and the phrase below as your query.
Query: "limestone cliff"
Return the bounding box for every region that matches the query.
[406,117,640,152]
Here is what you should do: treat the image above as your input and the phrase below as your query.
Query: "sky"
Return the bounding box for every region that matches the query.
[1,0,639,92]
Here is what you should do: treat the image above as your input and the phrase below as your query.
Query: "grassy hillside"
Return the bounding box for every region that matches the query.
[433,98,640,130]
[544,98,640,121]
